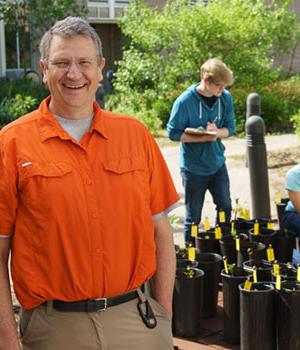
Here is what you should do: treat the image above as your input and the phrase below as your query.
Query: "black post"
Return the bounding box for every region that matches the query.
[245,115,271,219]
[246,93,261,167]
[247,93,261,119]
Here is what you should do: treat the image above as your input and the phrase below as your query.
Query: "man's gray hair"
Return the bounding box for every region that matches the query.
[39,16,103,63]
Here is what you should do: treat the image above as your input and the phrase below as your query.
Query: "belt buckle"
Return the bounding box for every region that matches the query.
[95,298,107,311]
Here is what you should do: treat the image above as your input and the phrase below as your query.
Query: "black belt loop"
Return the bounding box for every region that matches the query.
[46,300,54,315]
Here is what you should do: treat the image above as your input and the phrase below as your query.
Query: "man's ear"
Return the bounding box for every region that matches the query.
[39,60,47,84]
[97,58,106,82]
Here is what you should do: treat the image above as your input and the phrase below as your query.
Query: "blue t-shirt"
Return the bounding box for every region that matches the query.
[285,164,300,212]
[167,83,235,176]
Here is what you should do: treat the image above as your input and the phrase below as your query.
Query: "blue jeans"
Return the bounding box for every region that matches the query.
[181,164,232,244]
[282,211,300,238]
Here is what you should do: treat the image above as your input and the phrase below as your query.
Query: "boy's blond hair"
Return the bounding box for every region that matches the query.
[200,58,233,86]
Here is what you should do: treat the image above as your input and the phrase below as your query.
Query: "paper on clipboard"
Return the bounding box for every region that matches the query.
[184,127,217,136]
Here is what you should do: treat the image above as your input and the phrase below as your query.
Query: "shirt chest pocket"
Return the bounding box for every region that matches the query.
[17,162,73,208]
[103,157,149,202]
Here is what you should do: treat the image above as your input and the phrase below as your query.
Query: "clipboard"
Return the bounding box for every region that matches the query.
[184,128,217,136]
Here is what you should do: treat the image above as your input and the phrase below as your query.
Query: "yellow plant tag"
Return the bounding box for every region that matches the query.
[188,247,196,261]
[273,263,280,276]
[244,279,252,291]
[236,238,240,251]
[239,207,244,218]
[267,246,275,262]
[253,268,258,283]
[231,221,235,235]
[219,210,226,223]
[191,224,198,238]
[254,221,259,235]
[215,226,222,240]
[204,217,210,231]
[275,192,281,204]
[244,208,250,220]
[297,266,300,282]
[223,257,229,274]
[276,274,281,290]
[267,221,273,230]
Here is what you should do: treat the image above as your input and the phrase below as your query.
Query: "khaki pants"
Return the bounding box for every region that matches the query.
[19,293,173,350]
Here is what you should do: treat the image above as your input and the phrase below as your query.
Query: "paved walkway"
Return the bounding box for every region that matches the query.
[161,134,299,350]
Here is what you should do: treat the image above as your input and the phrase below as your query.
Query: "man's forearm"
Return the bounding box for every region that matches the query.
[152,216,176,315]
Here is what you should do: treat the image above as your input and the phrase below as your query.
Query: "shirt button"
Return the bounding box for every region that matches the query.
[95,248,101,254]
[86,179,92,185]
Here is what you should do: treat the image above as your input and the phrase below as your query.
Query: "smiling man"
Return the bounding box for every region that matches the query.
[0,17,179,350]
[167,58,235,245]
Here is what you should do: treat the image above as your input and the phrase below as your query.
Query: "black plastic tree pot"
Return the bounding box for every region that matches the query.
[221,267,252,344]
[219,218,247,235]
[173,267,205,338]
[276,198,289,231]
[276,229,296,263]
[237,241,266,267]
[271,262,297,282]
[244,218,269,231]
[243,259,273,282]
[176,259,198,269]
[219,233,248,265]
[196,252,222,318]
[239,282,275,350]
[195,230,222,256]
[276,281,300,350]
[249,227,277,260]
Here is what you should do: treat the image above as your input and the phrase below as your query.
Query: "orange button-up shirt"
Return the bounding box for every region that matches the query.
[0,97,179,309]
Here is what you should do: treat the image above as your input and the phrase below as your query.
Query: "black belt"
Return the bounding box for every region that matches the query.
[42,289,138,312]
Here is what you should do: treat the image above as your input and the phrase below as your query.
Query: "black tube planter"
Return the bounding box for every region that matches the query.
[249,227,277,260]
[244,218,269,231]
[196,252,222,318]
[219,233,248,265]
[271,263,297,282]
[195,230,222,256]
[276,281,300,350]
[219,218,247,235]
[276,229,296,263]
[237,241,266,267]
[173,268,205,338]
[276,198,289,231]
[239,282,275,350]
[221,267,252,344]
[176,259,198,269]
[243,259,273,282]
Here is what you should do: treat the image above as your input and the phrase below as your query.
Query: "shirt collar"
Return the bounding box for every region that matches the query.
[38,96,108,142]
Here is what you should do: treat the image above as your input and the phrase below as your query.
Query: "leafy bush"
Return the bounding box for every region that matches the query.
[291,109,300,138]
[232,76,300,134]
[0,78,48,127]
[0,94,37,126]
[106,0,300,133]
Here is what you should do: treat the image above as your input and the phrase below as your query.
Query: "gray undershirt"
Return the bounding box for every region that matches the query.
[55,114,94,142]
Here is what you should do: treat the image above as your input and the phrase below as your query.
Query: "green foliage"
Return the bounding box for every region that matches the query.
[0,78,49,127]
[291,108,300,139]
[0,95,37,126]
[106,0,300,133]
[232,76,300,134]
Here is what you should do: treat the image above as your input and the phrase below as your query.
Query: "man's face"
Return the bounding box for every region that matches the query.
[40,34,105,117]
[206,80,226,97]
